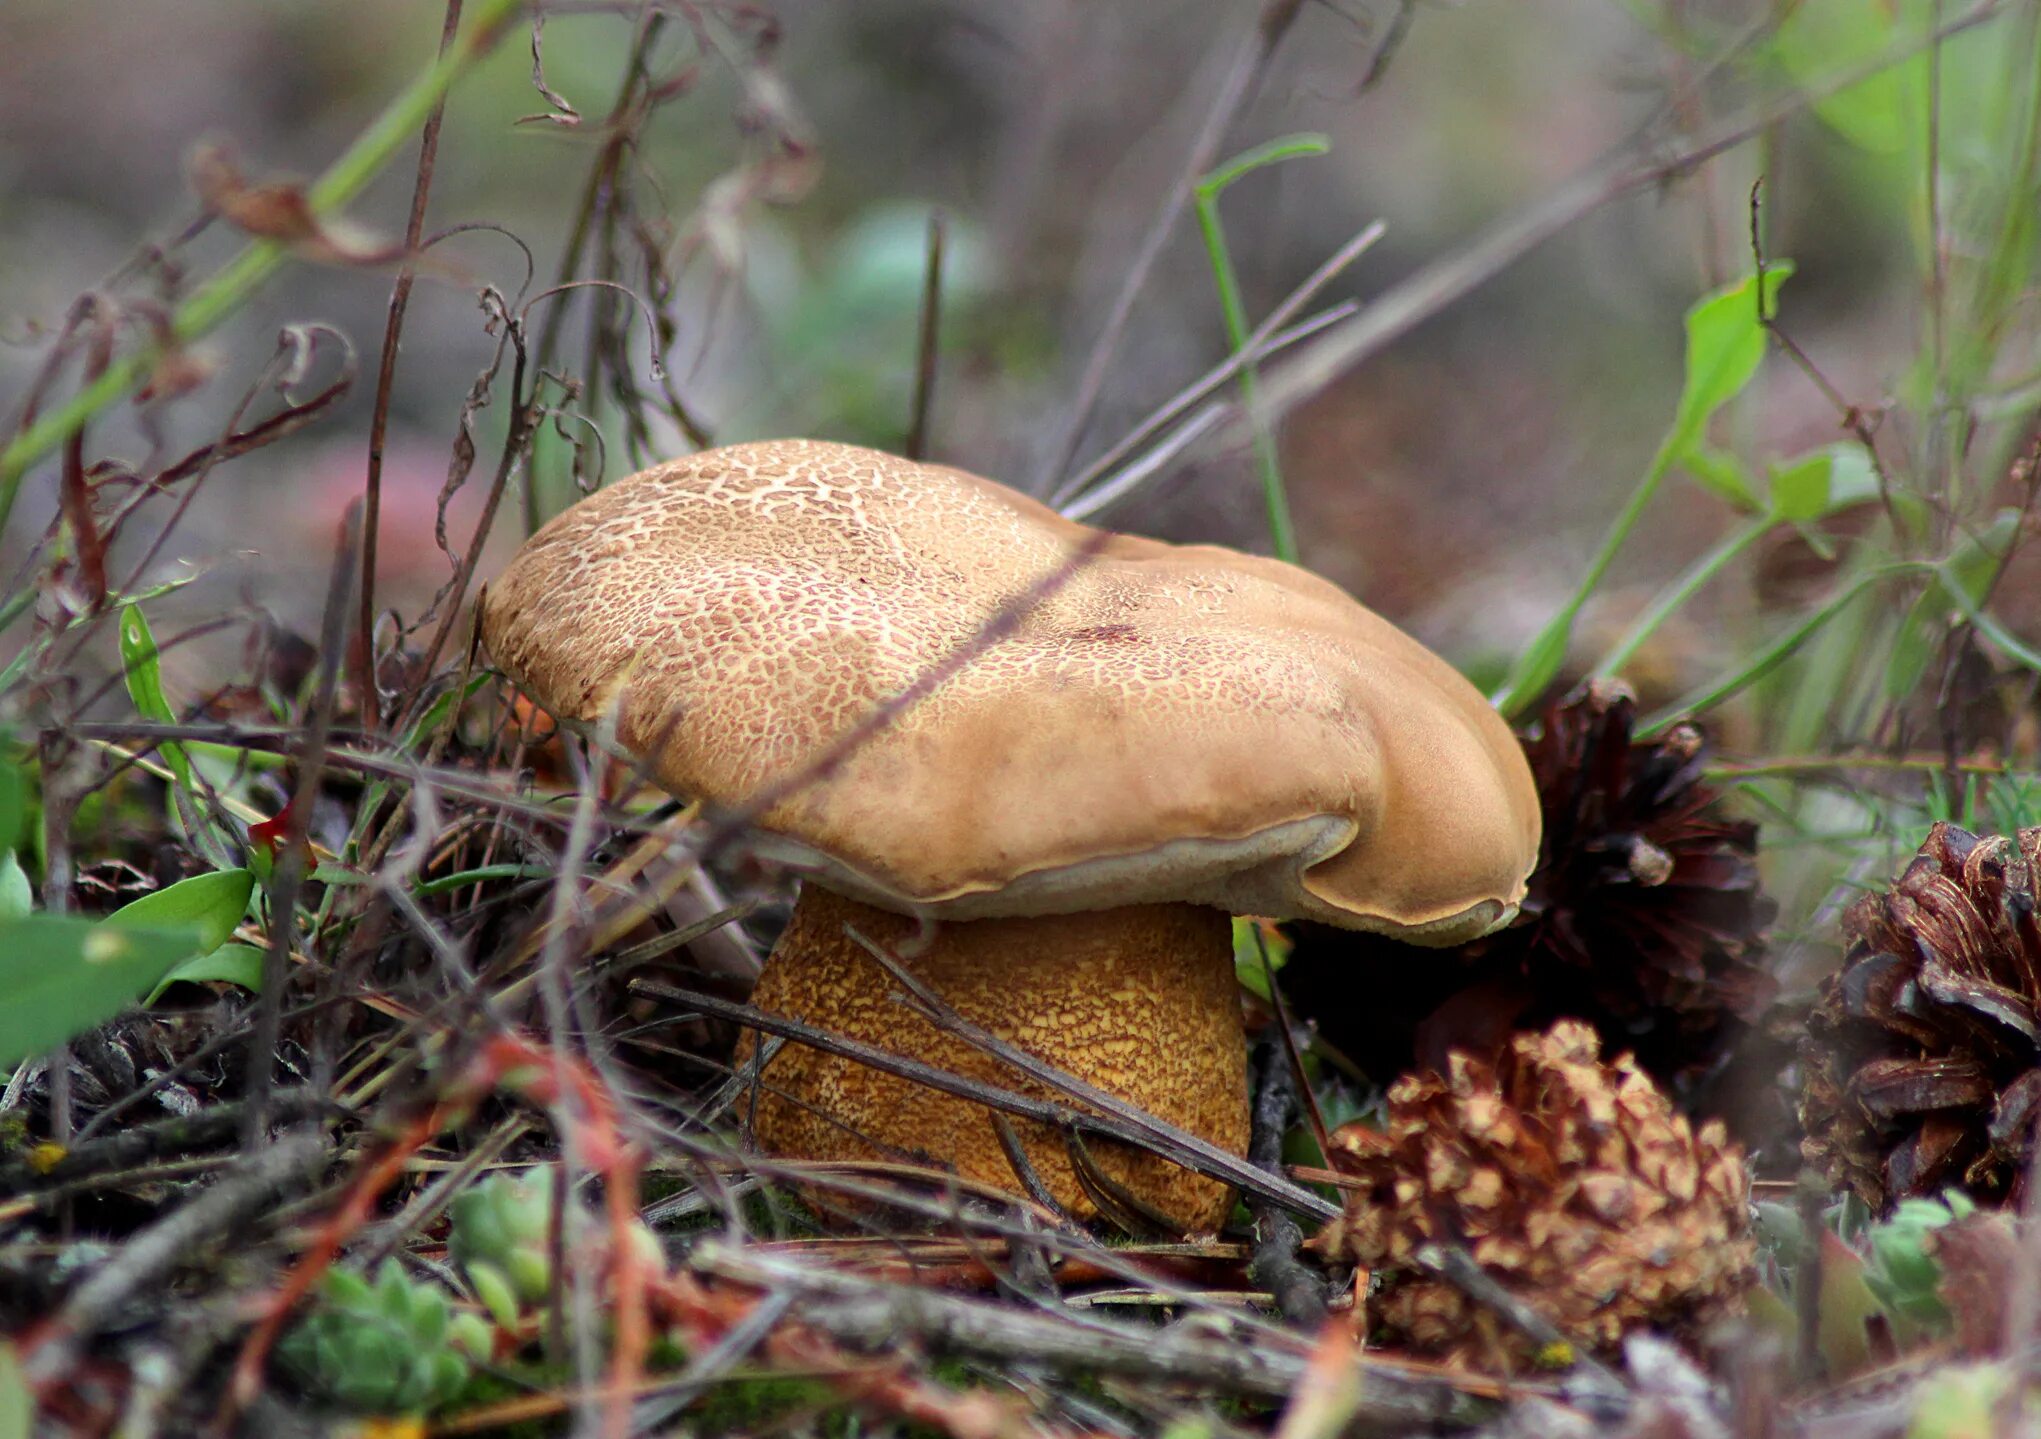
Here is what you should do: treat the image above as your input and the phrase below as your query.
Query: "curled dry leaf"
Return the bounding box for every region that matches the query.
[135,342,217,405]
[187,143,410,267]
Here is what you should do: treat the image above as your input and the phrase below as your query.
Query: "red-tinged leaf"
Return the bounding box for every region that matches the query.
[134,343,216,404]
[189,144,320,243]
[1817,1228,1887,1379]
[1273,1321,1364,1439]
[248,803,311,868]
[56,302,115,608]
[1928,1211,2021,1357]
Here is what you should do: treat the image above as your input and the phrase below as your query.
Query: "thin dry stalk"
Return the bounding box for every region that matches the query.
[358,0,467,725]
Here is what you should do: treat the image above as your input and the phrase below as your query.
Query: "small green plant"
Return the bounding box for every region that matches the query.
[448,1169,557,1324]
[1488,263,1900,721]
[1903,1361,2039,1439]
[277,1260,491,1417]
[447,1166,665,1326]
[1862,1192,1976,1340]
[1752,1188,1980,1376]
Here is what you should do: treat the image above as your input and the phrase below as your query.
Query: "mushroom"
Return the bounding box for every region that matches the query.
[481,439,1540,1231]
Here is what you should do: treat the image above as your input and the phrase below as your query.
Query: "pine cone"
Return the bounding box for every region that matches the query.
[1316,1019,1755,1371]
[1800,821,2041,1213]
[1286,680,1775,1094]
[1515,681,1776,1038]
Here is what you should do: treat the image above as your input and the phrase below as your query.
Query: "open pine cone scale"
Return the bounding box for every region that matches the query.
[1528,695,1766,1020]
[1319,1020,1754,1370]
[1802,822,2041,1210]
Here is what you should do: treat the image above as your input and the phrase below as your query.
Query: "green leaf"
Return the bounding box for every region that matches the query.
[1769,0,1925,155]
[1741,1284,1800,1357]
[1823,445,1882,513]
[0,1341,27,1439]
[105,868,254,956]
[323,1265,376,1310]
[1684,446,1765,512]
[144,941,267,1006]
[1670,265,1794,455]
[0,755,21,856]
[1816,1229,1884,1380]
[1770,443,1882,521]
[1231,917,1293,1002]
[1884,598,1937,703]
[1769,451,1836,522]
[467,1262,521,1329]
[1885,510,2021,700]
[0,917,202,1070]
[186,739,289,773]
[400,673,490,752]
[376,1260,414,1321]
[0,853,29,925]
[118,604,192,794]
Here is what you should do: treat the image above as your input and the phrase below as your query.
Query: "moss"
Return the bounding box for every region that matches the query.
[687,1373,837,1432]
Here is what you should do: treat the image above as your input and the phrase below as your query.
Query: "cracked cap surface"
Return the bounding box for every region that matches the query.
[480,439,1540,943]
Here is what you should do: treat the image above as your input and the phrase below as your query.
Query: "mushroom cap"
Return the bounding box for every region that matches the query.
[481,439,1540,944]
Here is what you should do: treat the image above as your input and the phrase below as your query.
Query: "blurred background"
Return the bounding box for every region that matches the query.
[4,0,2038,960]
[0,1,1918,636]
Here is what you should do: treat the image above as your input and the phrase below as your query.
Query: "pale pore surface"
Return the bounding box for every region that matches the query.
[482,439,1540,940]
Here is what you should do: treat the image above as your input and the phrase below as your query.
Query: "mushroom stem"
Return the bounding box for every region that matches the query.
[742,886,1251,1232]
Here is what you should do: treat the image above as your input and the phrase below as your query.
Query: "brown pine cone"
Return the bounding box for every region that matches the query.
[1800,820,2041,1213]
[1285,680,1775,1096]
[1316,1020,1755,1371]
[1516,681,1776,1039]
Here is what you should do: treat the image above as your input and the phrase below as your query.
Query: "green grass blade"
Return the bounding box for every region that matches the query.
[1193,133,1330,564]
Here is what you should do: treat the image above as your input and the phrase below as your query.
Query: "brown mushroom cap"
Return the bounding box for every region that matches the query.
[481,439,1539,943]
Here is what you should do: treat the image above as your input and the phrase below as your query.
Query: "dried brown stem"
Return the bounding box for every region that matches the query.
[244,503,361,1142]
[1246,1040,1329,1325]
[1238,0,2005,446]
[0,1089,327,1198]
[20,1129,329,1391]
[1031,0,1309,491]
[358,0,465,729]
[695,1241,1497,1428]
